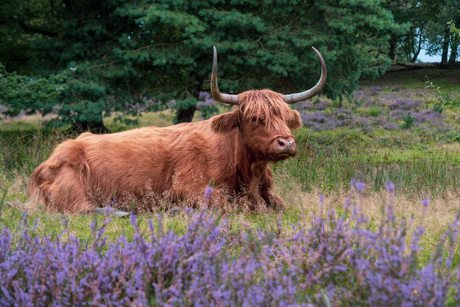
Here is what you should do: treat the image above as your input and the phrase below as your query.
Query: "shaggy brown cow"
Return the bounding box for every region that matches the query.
[27,47,326,213]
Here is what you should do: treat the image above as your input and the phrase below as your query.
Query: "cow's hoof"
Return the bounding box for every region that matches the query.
[267,194,285,210]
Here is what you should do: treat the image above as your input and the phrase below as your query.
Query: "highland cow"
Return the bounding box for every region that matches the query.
[27,47,327,213]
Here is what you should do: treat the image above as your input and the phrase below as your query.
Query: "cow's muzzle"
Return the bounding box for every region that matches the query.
[273,136,296,158]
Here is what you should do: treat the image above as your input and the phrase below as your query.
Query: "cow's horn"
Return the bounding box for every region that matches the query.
[283,47,327,104]
[211,46,240,105]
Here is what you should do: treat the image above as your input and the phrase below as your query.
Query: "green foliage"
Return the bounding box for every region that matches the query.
[425,77,460,109]
[0,0,64,73]
[368,108,380,117]
[0,129,67,177]
[385,0,425,62]
[449,20,460,37]
[402,112,416,129]
[0,63,69,118]
[383,0,460,64]
[432,103,443,114]
[422,0,459,65]
[199,104,219,120]
[0,0,404,129]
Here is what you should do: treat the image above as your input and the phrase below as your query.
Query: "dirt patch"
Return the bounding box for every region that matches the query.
[0,110,56,123]
[440,74,460,84]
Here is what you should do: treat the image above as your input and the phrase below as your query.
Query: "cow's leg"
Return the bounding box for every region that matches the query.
[244,163,280,210]
[169,175,232,209]
[173,186,232,208]
[247,184,267,211]
[260,167,285,209]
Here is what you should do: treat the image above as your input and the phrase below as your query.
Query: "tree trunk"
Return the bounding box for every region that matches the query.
[442,30,450,64]
[66,120,110,134]
[176,106,198,123]
[448,38,459,69]
[389,36,397,61]
[174,73,205,124]
[410,31,422,63]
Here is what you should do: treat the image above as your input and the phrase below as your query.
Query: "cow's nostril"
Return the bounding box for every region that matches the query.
[276,138,296,154]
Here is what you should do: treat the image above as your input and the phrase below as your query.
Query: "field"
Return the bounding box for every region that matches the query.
[1,67,460,305]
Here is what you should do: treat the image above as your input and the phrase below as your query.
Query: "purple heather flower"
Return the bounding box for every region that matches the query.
[354,181,366,192]
[1,195,458,306]
[198,91,211,99]
[108,196,116,207]
[422,198,430,207]
[383,122,398,131]
[319,194,324,204]
[203,185,214,207]
[389,98,421,110]
[369,86,381,94]
[350,179,356,190]
[354,90,365,100]
[385,181,395,191]
[318,194,325,217]
[204,185,214,200]
[314,100,330,110]
[129,212,137,226]
[297,101,314,111]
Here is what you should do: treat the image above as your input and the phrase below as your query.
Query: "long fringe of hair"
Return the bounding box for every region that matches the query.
[237,90,293,128]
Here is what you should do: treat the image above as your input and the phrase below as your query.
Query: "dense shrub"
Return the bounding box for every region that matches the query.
[1,187,459,305]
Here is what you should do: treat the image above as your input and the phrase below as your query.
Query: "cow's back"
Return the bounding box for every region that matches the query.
[76,122,212,195]
[27,120,238,212]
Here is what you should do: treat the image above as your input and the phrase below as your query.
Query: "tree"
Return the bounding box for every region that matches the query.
[1,0,405,130]
[122,0,404,111]
[384,0,415,62]
[422,0,460,67]
[0,0,62,73]
[0,63,69,119]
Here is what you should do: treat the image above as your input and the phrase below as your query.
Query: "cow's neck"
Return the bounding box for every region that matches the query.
[234,133,268,194]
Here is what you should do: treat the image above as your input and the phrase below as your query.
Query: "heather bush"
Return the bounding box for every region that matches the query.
[313,100,330,111]
[369,86,382,96]
[300,109,355,132]
[383,122,399,130]
[297,76,460,135]
[299,99,454,133]
[388,98,422,110]
[1,184,459,306]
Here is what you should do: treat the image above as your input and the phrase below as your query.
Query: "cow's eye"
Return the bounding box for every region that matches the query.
[251,117,264,125]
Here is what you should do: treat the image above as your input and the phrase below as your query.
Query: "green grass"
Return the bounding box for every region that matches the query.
[105,111,177,132]
[270,128,460,196]
[1,186,457,268]
[2,125,459,197]
[1,67,460,268]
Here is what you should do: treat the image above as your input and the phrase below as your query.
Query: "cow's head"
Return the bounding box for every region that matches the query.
[210,47,327,162]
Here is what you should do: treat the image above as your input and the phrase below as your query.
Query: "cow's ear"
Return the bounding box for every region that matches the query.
[287,111,302,130]
[211,110,239,132]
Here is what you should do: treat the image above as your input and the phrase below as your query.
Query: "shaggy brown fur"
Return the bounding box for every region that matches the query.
[27,90,302,213]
